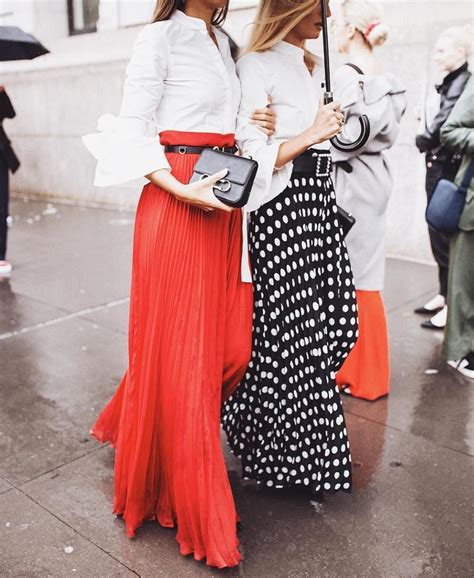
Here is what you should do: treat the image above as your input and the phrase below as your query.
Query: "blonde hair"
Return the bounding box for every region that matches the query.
[341,0,389,48]
[247,0,319,71]
[438,25,473,59]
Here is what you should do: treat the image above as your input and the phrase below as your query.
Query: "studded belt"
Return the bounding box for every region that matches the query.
[292,150,332,177]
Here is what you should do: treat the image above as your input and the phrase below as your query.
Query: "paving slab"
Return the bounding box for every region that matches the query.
[0,489,134,577]
[0,278,67,337]
[21,446,238,578]
[21,415,473,577]
[7,199,134,312]
[230,413,473,577]
[82,300,130,335]
[383,257,437,313]
[0,478,13,495]
[342,306,474,456]
[0,317,127,486]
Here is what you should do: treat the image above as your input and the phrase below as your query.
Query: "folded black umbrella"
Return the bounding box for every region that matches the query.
[320,1,370,152]
[0,26,49,62]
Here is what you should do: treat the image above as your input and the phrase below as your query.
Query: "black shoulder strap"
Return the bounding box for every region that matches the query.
[460,159,474,192]
[345,62,364,75]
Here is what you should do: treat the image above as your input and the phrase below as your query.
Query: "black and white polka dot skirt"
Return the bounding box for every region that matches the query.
[222,151,358,494]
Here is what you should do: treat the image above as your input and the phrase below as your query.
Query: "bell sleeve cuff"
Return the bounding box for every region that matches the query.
[244,139,293,213]
[82,114,170,187]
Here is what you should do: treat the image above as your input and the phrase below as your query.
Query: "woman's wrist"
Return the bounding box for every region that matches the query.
[147,169,187,197]
[302,127,322,147]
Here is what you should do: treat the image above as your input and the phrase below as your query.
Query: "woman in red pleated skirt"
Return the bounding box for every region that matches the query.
[82,2,274,568]
[92,131,253,567]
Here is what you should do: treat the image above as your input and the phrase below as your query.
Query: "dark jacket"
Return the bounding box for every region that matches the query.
[416,62,471,155]
[440,77,474,231]
[0,89,20,174]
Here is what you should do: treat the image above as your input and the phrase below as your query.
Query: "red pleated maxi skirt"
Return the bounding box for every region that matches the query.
[336,290,390,401]
[90,131,253,568]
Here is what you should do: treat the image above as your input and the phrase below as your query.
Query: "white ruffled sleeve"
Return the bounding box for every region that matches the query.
[235,54,292,213]
[82,24,171,187]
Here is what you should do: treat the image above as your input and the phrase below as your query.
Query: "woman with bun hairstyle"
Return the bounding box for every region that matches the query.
[83,0,275,568]
[330,0,406,400]
[222,0,357,496]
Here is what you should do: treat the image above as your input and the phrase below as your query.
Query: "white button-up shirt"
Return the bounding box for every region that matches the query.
[83,10,241,187]
[236,41,328,214]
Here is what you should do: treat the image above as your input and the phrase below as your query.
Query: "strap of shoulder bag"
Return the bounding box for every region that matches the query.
[460,159,474,192]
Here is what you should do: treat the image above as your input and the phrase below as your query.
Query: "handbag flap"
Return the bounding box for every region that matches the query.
[192,149,257,186]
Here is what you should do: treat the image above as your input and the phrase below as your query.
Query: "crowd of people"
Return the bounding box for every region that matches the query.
[1,0,472,570]
[414,25,473,377]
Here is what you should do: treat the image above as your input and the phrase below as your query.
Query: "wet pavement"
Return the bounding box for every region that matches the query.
[1,198,473,577]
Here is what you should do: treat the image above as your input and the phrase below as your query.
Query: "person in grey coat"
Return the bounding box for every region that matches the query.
[331,0,406,400]
[440,76,474,379]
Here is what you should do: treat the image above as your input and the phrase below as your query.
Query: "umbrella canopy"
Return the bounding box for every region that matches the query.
[0,26,49,62]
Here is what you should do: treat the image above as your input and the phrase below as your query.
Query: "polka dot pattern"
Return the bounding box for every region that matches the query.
[222,164,358,494]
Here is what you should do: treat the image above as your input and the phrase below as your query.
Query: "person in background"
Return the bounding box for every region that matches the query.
[330,0,406,401]
[440,76,474,379]
[0,87,20,276]
[414,26,471,330]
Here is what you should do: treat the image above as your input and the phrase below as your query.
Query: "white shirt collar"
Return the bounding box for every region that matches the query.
[171,9,208,32]
[272,41,306,59]
[272,41,324,73]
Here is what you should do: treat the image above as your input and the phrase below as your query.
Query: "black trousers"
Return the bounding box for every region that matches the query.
[425,156,451,298]
[0,154,9,261]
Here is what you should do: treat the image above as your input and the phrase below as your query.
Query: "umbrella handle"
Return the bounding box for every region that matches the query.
[324,91,371,152]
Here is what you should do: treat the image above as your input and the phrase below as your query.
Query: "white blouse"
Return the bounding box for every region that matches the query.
[236,41,328,214]
[83,10,241,187]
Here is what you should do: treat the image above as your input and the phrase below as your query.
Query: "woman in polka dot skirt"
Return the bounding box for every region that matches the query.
[222,0,358,495]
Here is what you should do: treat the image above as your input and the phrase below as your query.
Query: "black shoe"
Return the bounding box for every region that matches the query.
[414,305,444,315]
[421,319,445,330]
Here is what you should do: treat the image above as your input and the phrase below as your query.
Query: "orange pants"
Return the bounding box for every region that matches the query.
[336,290,390,401]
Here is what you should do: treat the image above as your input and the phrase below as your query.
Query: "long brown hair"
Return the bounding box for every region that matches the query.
[247,0,320,71]
[152,1,229,27]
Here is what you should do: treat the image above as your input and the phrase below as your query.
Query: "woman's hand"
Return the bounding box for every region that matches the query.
[274,97,344,169]
[251,97,276,137]
[147,168,234,212]
[304,97,344,145]
[174,169,234,213]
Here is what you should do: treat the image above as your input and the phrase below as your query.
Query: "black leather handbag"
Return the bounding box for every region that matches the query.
[337,204,356,238]
[189,148,258,208]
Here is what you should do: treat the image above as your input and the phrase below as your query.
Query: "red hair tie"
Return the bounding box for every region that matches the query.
[364,20,381,40]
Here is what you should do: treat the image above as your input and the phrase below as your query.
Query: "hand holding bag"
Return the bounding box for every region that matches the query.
[190,148,258,208]
[426,159,474,233]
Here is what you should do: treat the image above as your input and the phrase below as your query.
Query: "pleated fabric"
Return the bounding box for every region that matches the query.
[336,290,390,401]
[91,131,253,568]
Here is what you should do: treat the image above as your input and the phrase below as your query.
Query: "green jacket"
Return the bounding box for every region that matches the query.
[440,76,474,231]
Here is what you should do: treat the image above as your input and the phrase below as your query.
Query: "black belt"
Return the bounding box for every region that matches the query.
[293,151,332,176]
[164,145,238,155]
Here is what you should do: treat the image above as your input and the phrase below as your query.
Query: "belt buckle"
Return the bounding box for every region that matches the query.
[178,146,187,155]
[213,146,224,152]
